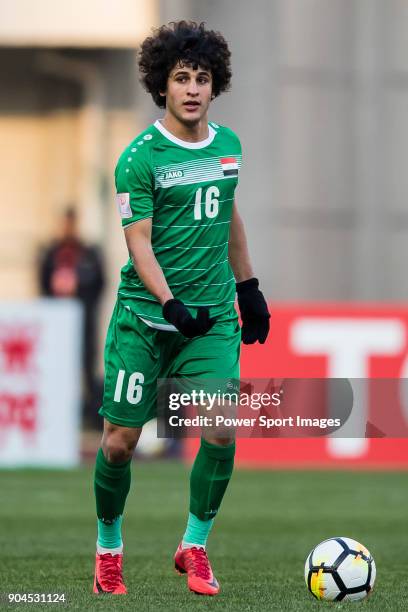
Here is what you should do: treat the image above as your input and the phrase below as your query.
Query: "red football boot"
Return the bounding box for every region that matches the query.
[174,543,220,595]
[93,552,127,594]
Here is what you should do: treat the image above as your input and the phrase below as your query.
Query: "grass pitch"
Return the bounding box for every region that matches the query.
[1,462,407,610]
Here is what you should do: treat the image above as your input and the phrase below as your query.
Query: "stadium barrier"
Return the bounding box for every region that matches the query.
[0,299,82,467]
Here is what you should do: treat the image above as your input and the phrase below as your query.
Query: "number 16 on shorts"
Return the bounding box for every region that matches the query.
[114,370,144,405]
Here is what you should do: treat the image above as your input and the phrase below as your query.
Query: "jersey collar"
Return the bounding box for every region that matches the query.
[154,119,216,149]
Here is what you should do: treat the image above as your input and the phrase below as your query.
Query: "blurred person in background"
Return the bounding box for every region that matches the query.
[39,206,105,428]
[92,21,270,597]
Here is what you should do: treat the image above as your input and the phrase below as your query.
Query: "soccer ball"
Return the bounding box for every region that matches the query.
[305,537,376,602]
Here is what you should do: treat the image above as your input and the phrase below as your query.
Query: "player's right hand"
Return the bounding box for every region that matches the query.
[162,299,216,338]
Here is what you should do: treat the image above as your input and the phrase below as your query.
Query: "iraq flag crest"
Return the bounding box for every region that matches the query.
[220,157,238,177]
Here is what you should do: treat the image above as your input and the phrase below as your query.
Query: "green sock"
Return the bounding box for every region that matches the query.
[97,515,123,550]
[94,448,131,549]
[189,438,235,524]
[183,512,214,548]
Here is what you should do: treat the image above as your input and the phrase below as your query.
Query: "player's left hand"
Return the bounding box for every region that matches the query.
[236,277,270,344]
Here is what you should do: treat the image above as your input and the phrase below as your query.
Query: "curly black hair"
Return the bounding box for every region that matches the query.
[139,21,232,108]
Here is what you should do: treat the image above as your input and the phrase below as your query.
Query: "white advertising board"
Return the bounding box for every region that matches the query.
[0,299,82,467]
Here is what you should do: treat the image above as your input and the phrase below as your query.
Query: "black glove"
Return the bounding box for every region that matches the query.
[236,277,270,344]
[163,299,216,338]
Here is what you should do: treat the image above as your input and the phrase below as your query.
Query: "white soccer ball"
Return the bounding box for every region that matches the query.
[304,537,376,602]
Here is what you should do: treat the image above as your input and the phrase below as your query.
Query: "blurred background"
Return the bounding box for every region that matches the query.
[1,0,408,465]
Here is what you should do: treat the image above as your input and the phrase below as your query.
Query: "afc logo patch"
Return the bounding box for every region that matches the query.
[116,192,132,219]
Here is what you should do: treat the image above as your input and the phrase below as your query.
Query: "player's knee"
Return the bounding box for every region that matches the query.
[102,435,135,463]
[105,445,132,463]
[101,421,141,463]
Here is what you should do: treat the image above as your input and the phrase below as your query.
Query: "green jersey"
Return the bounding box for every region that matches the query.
[115,119,242,330]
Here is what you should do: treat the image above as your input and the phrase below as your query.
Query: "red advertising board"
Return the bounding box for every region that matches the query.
[184,303,408,468]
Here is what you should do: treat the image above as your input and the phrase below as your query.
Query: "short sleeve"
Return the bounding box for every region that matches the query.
[234,132,242,183]
[236,137,242,185]
[115,151,154,228]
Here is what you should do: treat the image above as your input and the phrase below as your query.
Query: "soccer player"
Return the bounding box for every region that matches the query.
[93,21,270,596]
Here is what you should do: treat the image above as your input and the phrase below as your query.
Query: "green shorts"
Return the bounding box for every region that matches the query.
[99,299,241,427]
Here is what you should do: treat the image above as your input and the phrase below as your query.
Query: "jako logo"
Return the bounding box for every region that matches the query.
[164,170,183,180]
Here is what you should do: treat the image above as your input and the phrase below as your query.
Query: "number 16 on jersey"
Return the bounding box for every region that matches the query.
[194,186,220,220]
